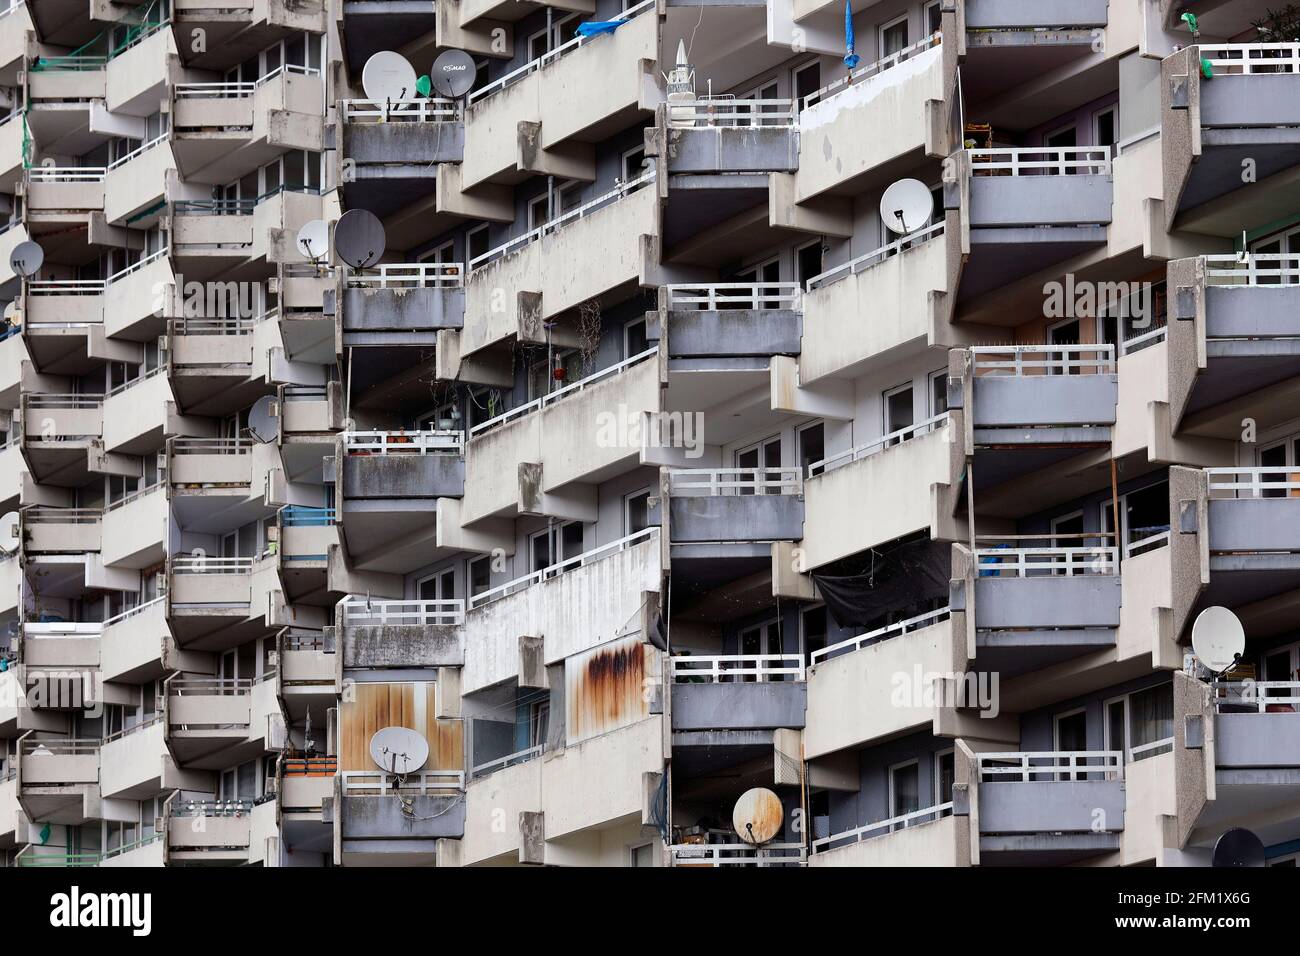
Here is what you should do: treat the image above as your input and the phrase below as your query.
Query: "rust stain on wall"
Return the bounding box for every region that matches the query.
[565,636,649,745]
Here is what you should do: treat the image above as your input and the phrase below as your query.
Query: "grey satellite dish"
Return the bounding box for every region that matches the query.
[1191,605,1245,675]
[431,49,476,98]
[362,50,418,104]
[733,787,784,846]
[1212,827,1265,868]
[369,726,430,776]
[296,219,329,262]
[0,511,18,554]
[248,395,279,444]
[10,240,43,278]
[334,208,386,269]
[880,178,934,235]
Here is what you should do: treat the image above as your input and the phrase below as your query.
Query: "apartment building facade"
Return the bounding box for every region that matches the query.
[0,0,1297,868]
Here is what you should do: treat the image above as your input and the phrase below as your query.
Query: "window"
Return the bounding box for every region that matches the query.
[732,256,780,309]
[888,759,920,828]
[417,568,455,604]
[735,436,781,495]
[1053,708,1089,780]
[1105,685,1174,762]
[801,605,827,666]
[792,61,821,105]
[531,521,584,574]
[880,15,909,58]
[629,842,655,867]
[924,0,942,35]
[929,369,948,417]
[935,749,955,814]
[621,146,647,183]
[1094,106,1118,154]
[466,224,490,266]
[796,240,824,287]
[467,555,491,598]
[624,317,648,358]
[624,488,652,536]
[797,420,824,478]
[527,193,549,231]
[419,239,455,265]
[529,699,549,748]
[882,382,914,438]
[738,620,784,680]
[528,349,581,400]
[528,13,578,61]
[1101,479,1170,555]
[1258,434,1300,497]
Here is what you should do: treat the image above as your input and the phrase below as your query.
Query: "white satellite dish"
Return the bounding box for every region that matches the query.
[0,512,18,554]
[1191,605,1246,674]
[369,726,429,776]
[10,240,44,278]
[362,51,418,106]
[247,395,279,444]
[296,219,329,262]
[880,178,935,235]
[733,787,783,846]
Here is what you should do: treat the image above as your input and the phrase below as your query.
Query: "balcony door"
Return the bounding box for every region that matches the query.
[1258,434,1300,498]
[738,620,783,681]
[888,759,920,830]
[730,257,780,310]
[1054,708,1089,780]
[1248,225,1300,285]
[735,436,781,495]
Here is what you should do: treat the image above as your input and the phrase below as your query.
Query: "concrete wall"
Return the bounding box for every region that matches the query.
[669,494,804,543]
[341,624,464,669]
[980,780,1126,833]
[670,681,807,731]
[965,0,1109,28]
[1201,75,1300,128]
[969,175,1113,228]
[1208,499,1300,553]
[974,574,1121,630]
[665,126,798,174]
[809,813,961,866]
[1204,286,1300,338]
[341,287,465,332]
[342,453,465,499]
[341,793,466,840]
[343,121,465,165]
[666,309,801,358]
[973,374,1117,428]
[1216,714,1300,768]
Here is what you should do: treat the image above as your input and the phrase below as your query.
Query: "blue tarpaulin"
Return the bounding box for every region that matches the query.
[576,21,624,38]
[844,0,860,69]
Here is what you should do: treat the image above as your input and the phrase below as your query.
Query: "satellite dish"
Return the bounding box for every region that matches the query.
[430,49,477,98]
[248,395,279,444]
[296,219,329,262]
[362,51,418,104]
[880,178,934,235]
[0,512,18,554]
[10,240,44,278]
[334,208,386,269]
[1192,605,1246,674]
[1212,827,1266,868]
[369,726,429,776]
[3,301,19,325]
[733,787,783,846]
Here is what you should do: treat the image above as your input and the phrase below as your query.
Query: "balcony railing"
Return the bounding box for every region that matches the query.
[26,167,108,183]
[468,347,657,438]
[171,437,252,455]
[665,282,801,311]
[341,98,456,122]
[969,146,1110,177]
[1201,42,1300,75]
[284,756,337,776]
[971,343,1115,375]
[1124,529,1171,559]
[809,412,948,477]
[1206,466,1300,499]
[342,429,463,455]
[15,848,102,867]
[345,263,465,288]
[467,527,656,610]
[1205,253,1300,287]
[169,676,266,697]
[106,134,167,172]
[341,769,463,794]
[23,507,100,524]
[467,0,655,106]
[469,169,655,271]
[975,545,1118,577]
[977,750,1123,782]
[469,746,541,779]
[337,597,465,627]
[171,555,256,574]
[102,712,163,744]
[171,798,263,818]
[1212,681,1300,713]
[103,594,166,627]
[669,653,804,682]
[101,831,163,861]
[280,505,335,527]
[806,221,944,291]
[26,280,106,296]
[104,481,164,513]
[669,842,805,866]
[810,607,951,664]
[672,97,797,128]
[667,466,802,497]
[803,32,941,109]
[23,621,103,637]
[811,802,952,854]
[20,737,99,756]
[176,64,321,99]
[26,393,103,409]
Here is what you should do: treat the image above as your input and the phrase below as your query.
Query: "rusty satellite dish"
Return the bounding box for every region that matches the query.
[733,787,783,846]
[369,726,429,776]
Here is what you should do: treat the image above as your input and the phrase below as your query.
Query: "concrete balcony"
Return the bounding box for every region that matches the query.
[102,483,167,570]
[800,220,954,383]
[167,797,279,865]
[101,596,170,685]
[17,737,99,825]
[22,506,100,553]
[24,166,106,217]
[956,148,1112,303]
[1193,467,1300,611]
[462,528,660,694]
[666,467,804,544]
[99,717,169,800]
[166,437,263,497]
[279,630,340,703]
[23,279,105,329]
[805,610,954,758]
[460,175,658,358]
[335,597,464,672]
[173,67,325,183]
[461,349,661,524]
[0,1,33,76]
[102,368,173,456]
[669,654,806,731]
[100,833,166,868]
[103,138,172,226]
[974,749,1125,864]
[961,543,1121,678]
[21,393,102,485]
[339,98,463,216]
[800,415,957,571]
[165,674,282,769]
[340,264,465,347]
[461,3,657,189]
[166,314,278,417]
[173,0,326,71]
[654,99,798,175]
[657,282,801,369]
[0,113,23,194]
[338,1,441,73]
[810,805,963,867]
[104,16,172,113]
[170,188,324,267]
[104,250,174,340]
[335,770,466,860]
[1163,43,1300,234]
[166,554,281,651]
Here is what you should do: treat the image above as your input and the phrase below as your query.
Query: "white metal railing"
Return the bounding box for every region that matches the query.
[468,527,656,610]
[975,546,1118,577]
[171,556,256,574]
[26,280,106,296]
[169,676,259,696]
[342,429,463,455]
[170,437,252,455]
[809,413,949,477]
[23,507,101,524]
[471,746,541,778]
[340,770,464,794]
[171,314,259,335]
[669,653,804,683]
[1205,253,1300,287]
[338,598,464,627]
[1202,42,1300,75]
[103,595,166,628]
[806,221,944,291]
[977,751,1124,782]
[26,392,102,409]
[1124,529,1170,559]
[667,466,802,497]
[21,737,99,756]
[969,146,1110,177]
[106,364,165,398]
[665,282,801,310]
[27,167,108,183]
[1206,466,1300,499]
[1211,681,1300,712]
[469,347,657,437]
[468,0,655,106]
[102,712,163,744]
[103,481,164,513]
[469,169,656,271]
[971,343,1115,375]
[176,64,320,100]
[22,621,103,636]
[106,134,167,171]
[341,98,456,123]
[344,262,465,288]
[812,802,952,853]
[670,843,805,866]
[804,32,941,109]
[811,607,951,664]
[107,248,167,286]
[676,96,797,128]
